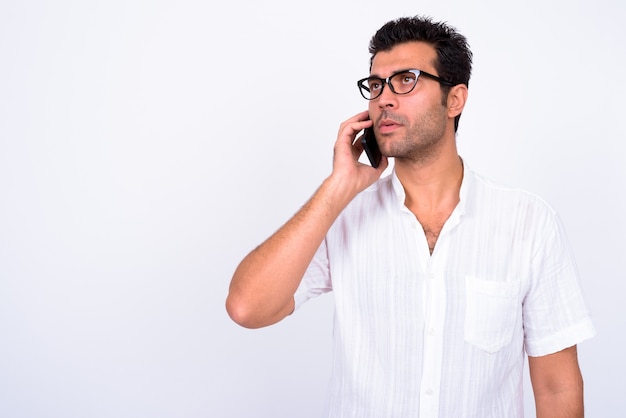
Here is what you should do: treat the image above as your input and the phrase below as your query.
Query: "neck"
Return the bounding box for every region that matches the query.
[395,148,464,214]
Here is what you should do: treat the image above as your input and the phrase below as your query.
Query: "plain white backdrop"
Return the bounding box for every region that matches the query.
[0,0,624,417]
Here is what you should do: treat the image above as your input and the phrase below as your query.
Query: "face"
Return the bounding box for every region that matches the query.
[368,41,451,161]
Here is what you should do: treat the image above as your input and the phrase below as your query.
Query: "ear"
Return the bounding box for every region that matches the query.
[447,84,468,119]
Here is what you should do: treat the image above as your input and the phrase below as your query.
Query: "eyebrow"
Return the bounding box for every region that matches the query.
[367,68,415,79]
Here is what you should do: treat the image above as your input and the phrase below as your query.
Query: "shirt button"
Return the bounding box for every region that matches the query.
[428,328,435,336]
[425,388,434,396]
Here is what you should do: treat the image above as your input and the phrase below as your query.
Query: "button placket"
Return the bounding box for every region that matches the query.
[419,260,446,417]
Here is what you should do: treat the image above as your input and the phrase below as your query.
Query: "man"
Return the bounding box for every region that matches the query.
[226,16,595,417]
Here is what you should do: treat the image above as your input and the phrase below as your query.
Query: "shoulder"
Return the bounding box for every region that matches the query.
[463,168,565,248]
[330,173,398,229]
[468,169,557,217]
[348,172,396,209]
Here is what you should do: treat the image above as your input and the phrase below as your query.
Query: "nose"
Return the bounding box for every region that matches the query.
[376,84,398,109]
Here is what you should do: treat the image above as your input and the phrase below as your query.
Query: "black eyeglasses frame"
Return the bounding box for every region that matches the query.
[357,69,455,100]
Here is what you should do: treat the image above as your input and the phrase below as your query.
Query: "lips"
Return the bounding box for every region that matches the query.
[378,118,401,134]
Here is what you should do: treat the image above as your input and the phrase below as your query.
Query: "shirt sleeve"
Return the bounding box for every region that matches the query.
[523,212,596,357]
[293,238,333,310]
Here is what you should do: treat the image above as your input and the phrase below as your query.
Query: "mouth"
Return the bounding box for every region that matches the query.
[378,118,402,134]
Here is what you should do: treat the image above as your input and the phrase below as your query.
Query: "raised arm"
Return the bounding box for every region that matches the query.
[529,345,585,418]
[226,111,388,329]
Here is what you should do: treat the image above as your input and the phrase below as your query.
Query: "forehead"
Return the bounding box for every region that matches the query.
[371,41,438,76]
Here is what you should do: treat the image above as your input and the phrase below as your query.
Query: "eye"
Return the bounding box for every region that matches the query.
[368,79,383,91]
[400,73,417,85]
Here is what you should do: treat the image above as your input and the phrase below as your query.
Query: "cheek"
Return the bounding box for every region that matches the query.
[411,100,447,127]
[407,105,448,140]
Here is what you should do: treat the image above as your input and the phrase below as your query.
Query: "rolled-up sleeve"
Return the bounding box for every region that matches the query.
[294,238,333,310]
[523,213,596,357]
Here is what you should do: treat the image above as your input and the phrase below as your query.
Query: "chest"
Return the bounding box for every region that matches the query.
[408,203,458,254]
[327,206,533,298]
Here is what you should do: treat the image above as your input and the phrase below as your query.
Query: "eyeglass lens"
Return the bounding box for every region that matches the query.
[362,71,419,99]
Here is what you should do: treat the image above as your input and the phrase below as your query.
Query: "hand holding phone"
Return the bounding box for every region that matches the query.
[360,127,382,168]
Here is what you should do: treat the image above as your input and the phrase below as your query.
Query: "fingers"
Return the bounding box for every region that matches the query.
[328,111,388,194]
[334,112,387,170]
[334,111,371,161]
[337,110,371,144]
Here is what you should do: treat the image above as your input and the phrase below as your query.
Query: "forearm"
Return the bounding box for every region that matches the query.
[226,111,386,328]
[226,174,358,328]
[530,346,585,418]
[535,386,584,418]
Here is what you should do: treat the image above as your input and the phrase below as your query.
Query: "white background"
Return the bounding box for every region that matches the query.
[1,0,624,417]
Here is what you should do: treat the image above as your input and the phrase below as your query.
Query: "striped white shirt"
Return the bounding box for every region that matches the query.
[294,163,595,417]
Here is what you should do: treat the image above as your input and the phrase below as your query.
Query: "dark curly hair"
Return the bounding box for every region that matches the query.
[369,16,473,132]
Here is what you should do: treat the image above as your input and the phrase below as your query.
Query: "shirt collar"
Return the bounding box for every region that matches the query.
[389,157,472,217]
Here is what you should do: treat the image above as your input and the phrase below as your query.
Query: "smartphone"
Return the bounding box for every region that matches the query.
[360,127,382,168]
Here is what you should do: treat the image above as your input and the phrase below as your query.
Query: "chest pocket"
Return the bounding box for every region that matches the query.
[464,276,520,353]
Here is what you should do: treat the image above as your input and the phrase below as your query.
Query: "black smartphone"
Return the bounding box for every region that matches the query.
[360,127,382,168]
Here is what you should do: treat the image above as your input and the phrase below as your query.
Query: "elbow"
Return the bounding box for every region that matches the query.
[225,293,260,329]
[225,290,294,329]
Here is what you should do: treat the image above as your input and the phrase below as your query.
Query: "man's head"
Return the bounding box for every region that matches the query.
[368,16,472,132]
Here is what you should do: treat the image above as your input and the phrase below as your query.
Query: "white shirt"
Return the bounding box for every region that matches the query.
[294,163,595,418]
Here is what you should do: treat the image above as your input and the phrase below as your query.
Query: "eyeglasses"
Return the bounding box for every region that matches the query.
[357,69,454,100]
